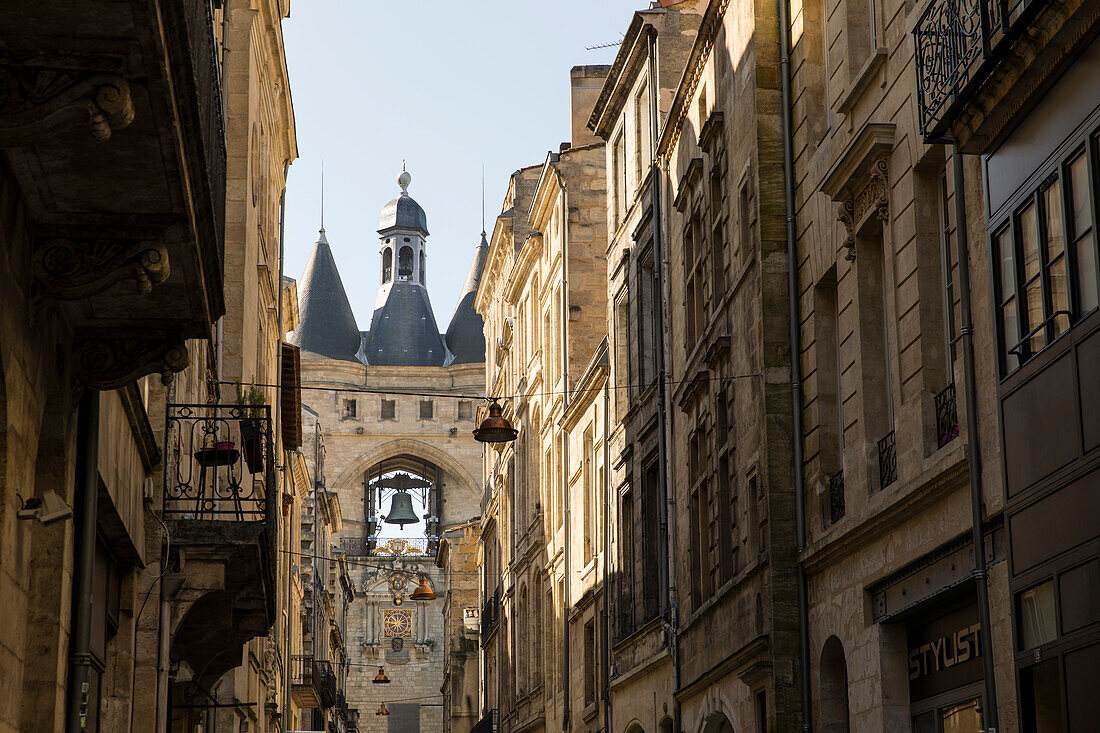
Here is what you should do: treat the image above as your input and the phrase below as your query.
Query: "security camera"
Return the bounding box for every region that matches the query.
[17,490,73,525]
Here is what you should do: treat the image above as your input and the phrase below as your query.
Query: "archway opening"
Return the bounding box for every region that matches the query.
[382,247,393,282]
[820,635,851,733]
[398,245,413,280]
[362,455,441,557]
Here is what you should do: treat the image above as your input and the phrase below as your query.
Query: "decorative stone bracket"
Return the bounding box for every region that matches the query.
[822,123,895,261]
[34,235,170,300]
[0,66,134,145]
[75,333,189,390]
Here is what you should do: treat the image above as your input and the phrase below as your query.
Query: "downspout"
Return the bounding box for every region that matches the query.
[276,159,294,729]
[776,0,813,730]
[557,167,573,731]
[647,28,679,724]
[951,146,999,731]
[600,356,612,733]
[65,389,100,733]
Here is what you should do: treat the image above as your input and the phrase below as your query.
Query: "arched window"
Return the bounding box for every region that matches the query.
[420,250,427,285]
[382,248,393,283]
[820,635,851,733]
[399,246,413,280]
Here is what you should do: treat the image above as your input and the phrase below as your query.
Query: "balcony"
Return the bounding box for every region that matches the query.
[339,535,434,557]
[935,383,960,448]
[481,586,500,645]
[291,655,338,710]
[913,0,1092,150]
[163,403,277,686]
[0,0,227,387]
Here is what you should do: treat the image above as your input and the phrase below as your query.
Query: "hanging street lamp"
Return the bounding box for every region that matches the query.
[473,398,518,444]
[377,703,390,716]
[409,574,436,601]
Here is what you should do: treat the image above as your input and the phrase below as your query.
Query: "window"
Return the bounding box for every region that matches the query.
[938,171,959,372]
[420,250,426,285]
[684,216,707,348]
[814,266,844,479]
[399,246,414,280]
[854,226,894,450]
[382,248,393,282]
[640,457,663,621]
[583,620,597,707]
[614,295,632,414]
[582,427,595,562]
[635,81,651,183]
[458,400,472,420]
[639,248,658,386]
[618,488,635,638]
[419,400,433,420]
[343,399,357,418]
[381,399,396,419]
[612,130,627,229]
[1017,581,1057,650]
[993,133,1100,374]
[739,178,755,264]
[756,690,768,733]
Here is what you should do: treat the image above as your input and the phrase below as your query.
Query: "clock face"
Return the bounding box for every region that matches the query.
[383,609,412,639]
[389,573,409,593]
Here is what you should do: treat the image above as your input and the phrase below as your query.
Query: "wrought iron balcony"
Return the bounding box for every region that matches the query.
[878,430,898,489]
[913,0,1044,141]
[339,536,434,557]
[163,404,273,521]
[481,586,500,644]
[828,470,846,524]
[935,383,961,448]
[291,655,338,710]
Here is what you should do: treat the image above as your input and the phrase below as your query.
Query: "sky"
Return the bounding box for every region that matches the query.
[281,0,645,333]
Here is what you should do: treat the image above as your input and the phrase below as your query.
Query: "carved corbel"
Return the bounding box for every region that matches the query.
[0,66,134,145]
[837,156,890,261]
[34,236,170,299]
[75,335,189,390]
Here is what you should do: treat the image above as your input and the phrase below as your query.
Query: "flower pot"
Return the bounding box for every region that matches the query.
[194,441,239,467]
[240,418,265,474]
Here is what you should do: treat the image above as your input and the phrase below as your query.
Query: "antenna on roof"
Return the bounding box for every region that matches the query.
[585,35,624,51]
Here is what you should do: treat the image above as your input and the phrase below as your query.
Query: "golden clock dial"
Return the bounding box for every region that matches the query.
[383,609,412,638]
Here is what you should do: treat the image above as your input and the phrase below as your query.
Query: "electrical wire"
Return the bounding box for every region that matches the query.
[216,370,762,403]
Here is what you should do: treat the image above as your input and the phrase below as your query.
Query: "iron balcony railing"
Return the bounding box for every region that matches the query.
[878,430,898,489]
[913,0,1040,140]
[828,470,846,524]
[481,586,500,644]
[935,383,961,448]
[291,655,338,709]
[338,536,435,557]
[163,403,273,521]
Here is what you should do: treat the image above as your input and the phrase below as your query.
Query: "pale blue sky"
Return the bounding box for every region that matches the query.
[281,0,644,334]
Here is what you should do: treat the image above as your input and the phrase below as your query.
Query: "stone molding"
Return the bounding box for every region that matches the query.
[822,122,895,259]
[0,65,134,144]
[33,235,170,299]
[74,333,188,389]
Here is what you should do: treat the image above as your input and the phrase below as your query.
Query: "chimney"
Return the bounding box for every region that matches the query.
[569,65,611,148]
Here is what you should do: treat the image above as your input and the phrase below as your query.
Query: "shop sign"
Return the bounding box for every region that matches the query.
[906,604,983,702]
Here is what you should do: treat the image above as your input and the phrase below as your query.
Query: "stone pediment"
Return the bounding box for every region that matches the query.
[822,123,895,256]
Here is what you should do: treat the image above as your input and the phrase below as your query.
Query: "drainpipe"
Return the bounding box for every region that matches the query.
[556,167,573,731]
[600,355,612,733]
[950,146,999,732]
[647,28,680,730]
[275,159,292,726]
[775,1,813,730]
[66,390,100,733]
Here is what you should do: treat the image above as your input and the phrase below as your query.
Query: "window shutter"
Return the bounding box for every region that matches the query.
[281,342,302,449]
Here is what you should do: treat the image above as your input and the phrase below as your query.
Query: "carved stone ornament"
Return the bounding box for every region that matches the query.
[0,66,134,144]
[838,157,890,260]
[34,236,170,299]
[75,336,189,390]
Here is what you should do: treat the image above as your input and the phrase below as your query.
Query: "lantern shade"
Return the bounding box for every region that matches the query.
[373,666,391,684]
[410,575,435,601]
[473,400,518,443]
[382,490,419,526]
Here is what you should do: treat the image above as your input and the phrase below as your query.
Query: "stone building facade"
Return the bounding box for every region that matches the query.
[287,172,487,733]
[474,69,610,733]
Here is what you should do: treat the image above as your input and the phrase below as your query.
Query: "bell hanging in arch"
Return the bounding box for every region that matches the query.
[383,489,419,527]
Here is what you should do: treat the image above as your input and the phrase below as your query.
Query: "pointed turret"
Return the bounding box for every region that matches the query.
[288,228,364,363]
[444,233,489,365]
[362,169,447,366]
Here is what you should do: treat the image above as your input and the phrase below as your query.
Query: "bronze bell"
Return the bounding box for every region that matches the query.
[382,490,419,526]
[473,399,518,443]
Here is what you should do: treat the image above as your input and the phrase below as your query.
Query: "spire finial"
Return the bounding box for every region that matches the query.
[320,160,325,231]
[481,164,486,237]
[398,164,411,195]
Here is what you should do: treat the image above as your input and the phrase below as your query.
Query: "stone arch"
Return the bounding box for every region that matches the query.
[398,245,413,280]
[419,249,426,285]
[699,710,736,733]
[623,719,647,733]
[820,635,851,733]
[658,716,673,733]
[382,247,393,283]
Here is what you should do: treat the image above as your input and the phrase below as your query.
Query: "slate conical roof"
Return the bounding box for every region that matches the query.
[288,229,363,363]
[362,283,446,366]
[444,233,489,365]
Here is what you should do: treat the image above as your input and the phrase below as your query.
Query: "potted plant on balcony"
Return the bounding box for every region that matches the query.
[236,383,266,474]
